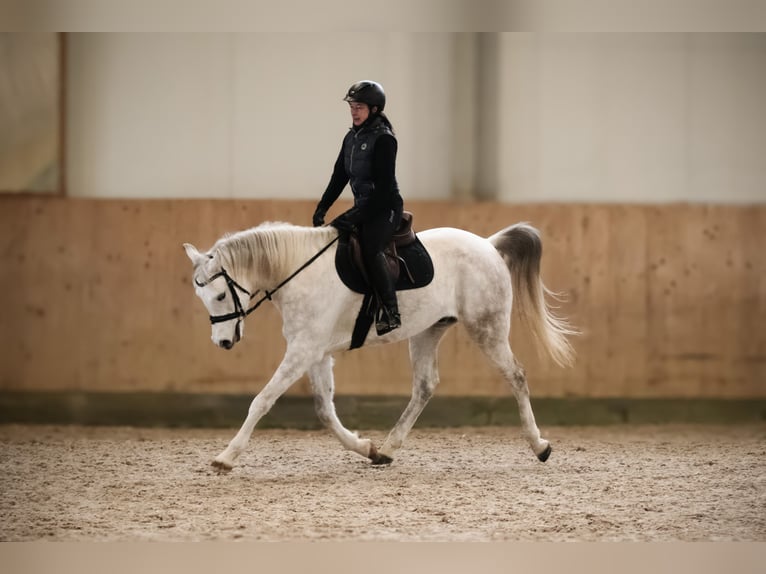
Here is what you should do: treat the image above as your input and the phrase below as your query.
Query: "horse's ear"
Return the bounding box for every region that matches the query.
[183,243,207,266]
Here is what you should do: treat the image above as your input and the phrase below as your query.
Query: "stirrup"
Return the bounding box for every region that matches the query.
[375,308,401,336]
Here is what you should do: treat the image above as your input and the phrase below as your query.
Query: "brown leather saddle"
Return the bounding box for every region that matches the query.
[347,211,417,285]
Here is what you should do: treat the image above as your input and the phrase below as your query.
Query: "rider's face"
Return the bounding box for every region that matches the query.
[349,102,371,126]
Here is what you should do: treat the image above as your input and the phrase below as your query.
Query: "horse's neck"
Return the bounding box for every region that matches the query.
[231,226,330,290]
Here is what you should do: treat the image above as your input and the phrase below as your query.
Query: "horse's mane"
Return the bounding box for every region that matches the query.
[211,222,337,285]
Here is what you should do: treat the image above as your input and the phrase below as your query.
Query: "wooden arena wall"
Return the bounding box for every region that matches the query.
[1,197,764,400]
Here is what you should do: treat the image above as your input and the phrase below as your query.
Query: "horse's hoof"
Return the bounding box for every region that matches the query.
[211,459,233,472]
[371,453,393,466]
[368,444,393,466]
[537,444,552,463]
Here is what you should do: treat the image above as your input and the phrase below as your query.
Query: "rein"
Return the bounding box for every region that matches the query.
[199,235,340,326]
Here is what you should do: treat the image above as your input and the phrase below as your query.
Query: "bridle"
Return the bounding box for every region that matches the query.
[195,269,263,326]
[196,235,340,328]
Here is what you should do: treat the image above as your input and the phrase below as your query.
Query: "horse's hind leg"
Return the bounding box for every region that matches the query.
[377,321,453,464]
[308,355,377,460]
[466,317,551,462]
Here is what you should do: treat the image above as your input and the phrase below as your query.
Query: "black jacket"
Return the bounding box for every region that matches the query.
[317,116,403,225]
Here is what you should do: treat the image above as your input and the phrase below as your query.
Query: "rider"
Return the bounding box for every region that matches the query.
[312,80,404,336]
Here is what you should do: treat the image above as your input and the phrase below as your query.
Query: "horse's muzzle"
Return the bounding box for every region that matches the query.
[217,321,242,350]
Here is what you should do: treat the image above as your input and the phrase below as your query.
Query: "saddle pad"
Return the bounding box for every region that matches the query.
[335,235,435,295]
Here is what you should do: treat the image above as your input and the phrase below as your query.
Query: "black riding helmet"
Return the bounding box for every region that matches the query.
[343,80,386,113]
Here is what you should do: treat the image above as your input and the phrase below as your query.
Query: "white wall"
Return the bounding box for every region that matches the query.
[496,33,766,203]
[66,33,455,200]
[66,33,766,203]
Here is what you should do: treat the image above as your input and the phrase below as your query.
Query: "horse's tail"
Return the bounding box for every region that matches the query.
[488,222,577,368]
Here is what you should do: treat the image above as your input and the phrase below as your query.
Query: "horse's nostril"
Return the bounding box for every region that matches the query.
[220,339,233,350]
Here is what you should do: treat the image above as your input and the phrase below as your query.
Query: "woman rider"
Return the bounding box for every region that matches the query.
[312,80,404,336]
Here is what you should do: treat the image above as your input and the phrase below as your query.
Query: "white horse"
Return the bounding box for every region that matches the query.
[184,221,575,470]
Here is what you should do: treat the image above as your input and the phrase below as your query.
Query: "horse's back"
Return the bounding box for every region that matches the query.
[418,226,505,265]
[417,226,511,290]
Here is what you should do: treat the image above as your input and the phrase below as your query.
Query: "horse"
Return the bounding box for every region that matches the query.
[183,221,576,470]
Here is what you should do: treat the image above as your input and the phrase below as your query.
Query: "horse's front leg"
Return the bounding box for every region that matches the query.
[212,345,319,471]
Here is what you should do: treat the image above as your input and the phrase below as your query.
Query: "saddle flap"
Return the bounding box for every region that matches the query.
[349,236,399,284]
[347,211,416,284]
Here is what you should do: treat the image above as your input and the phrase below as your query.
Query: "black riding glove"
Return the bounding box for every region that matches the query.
[330,209,360,233]
[312,206,327,227]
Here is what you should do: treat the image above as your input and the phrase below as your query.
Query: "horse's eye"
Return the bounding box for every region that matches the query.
[216,293,226,301]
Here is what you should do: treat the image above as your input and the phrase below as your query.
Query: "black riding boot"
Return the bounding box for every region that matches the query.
[369,252,401,336]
